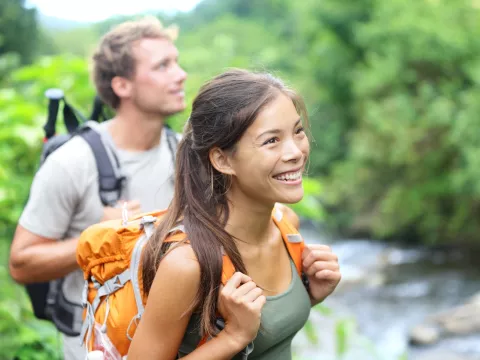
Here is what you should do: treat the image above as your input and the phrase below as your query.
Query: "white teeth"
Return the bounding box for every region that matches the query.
[275,171,302,181]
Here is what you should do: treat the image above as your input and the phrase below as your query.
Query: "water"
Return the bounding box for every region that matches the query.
[293,223,480,360]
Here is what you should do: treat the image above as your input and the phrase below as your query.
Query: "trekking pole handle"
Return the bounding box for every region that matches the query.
[43,88,65,140]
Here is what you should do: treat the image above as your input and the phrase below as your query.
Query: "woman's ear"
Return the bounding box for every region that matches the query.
[209,147,235,176]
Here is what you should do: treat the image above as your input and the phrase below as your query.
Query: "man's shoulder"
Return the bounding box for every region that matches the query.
[44,134,96,174]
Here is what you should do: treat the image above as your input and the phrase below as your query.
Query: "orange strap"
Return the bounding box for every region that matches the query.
[272,213,305,277]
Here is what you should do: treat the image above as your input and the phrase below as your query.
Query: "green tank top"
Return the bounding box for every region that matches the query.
[178,260,312,359]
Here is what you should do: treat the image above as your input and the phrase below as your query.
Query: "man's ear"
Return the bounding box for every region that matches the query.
[111,76,132,99]
[209,147,235,176]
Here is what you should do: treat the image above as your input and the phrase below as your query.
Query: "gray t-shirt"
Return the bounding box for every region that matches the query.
[19,120,178,359]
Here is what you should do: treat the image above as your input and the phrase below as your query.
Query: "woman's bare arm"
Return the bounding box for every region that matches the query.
[127,245,245,360]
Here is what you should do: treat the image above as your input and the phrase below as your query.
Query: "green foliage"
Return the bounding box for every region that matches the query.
[0,56,93,358]
[0,87,41,236]
[0,242,62,360]
[0,55,95,237]
[44,26,100,58]
[324,0,480,243]
[303,319,320,345]
[290,178,325,220]
[285,0,373,175]
[0,0,39,65]
[335,318,355,357]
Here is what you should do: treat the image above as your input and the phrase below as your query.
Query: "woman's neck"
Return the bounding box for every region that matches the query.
[224,192,276,247]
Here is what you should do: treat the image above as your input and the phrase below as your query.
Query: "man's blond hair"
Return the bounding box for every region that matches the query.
[92,16,178,109]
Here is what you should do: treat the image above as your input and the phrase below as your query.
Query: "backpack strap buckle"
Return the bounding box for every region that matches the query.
[140,215,157,225]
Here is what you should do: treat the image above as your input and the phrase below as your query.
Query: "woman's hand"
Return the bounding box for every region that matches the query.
[302,244,341,306]
[218,272,266,350]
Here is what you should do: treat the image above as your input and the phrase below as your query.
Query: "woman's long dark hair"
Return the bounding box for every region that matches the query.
[142,68,308,338]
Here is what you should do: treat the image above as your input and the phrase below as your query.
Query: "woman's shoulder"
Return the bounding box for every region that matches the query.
[160,243,199,277]
[149,243,201,297]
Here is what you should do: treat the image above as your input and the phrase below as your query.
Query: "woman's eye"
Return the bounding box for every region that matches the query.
[295,126,305,134]
[263,137,279,145]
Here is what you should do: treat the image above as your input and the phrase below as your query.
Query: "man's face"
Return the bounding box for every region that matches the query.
[128,37,187,117]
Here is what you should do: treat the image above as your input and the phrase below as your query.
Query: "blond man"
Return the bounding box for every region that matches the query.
[9,17,187,360]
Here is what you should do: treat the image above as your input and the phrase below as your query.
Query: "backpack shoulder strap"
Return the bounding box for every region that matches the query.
[78,124,124,207]
[164,125,179,157]
[271,206,305,278]
[220,250,235,286]
[164,125,179,184]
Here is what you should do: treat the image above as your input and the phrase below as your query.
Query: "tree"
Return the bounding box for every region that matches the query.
[325,0,480,243]
[0,0,39,64]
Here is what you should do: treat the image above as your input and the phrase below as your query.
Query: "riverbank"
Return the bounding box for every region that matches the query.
[292,223,480,360]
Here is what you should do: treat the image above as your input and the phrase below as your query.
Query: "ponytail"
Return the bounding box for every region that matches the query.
[142,123,246,338]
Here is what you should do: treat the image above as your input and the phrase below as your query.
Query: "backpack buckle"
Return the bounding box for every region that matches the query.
[140,215,157,225]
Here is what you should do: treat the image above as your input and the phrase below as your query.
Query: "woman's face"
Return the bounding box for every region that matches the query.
[227,93,310,207]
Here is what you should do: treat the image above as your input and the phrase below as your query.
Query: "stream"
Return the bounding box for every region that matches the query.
[292,223,480,360]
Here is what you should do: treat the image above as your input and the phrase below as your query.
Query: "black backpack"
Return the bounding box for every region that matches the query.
[25,89,178,336]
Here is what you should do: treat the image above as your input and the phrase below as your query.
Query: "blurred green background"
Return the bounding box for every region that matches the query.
[1,0,480,359]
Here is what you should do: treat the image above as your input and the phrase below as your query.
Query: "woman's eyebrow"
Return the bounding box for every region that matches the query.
[255,118,301,140]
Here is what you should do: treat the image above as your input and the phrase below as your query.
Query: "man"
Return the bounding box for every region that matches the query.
[9,16,187,360]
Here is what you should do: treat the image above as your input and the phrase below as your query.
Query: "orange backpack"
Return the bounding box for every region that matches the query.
[76,205,305,359]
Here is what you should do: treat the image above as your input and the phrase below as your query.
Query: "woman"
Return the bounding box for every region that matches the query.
[128,69,341,359]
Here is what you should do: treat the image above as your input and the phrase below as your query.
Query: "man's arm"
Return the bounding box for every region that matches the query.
[9,226,79,283]
[8,155,84,284]
[9,200,142,284]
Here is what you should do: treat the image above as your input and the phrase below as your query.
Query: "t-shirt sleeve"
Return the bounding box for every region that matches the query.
[19,157,79,240]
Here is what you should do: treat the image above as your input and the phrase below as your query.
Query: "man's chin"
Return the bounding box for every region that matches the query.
[162,103,187,117]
